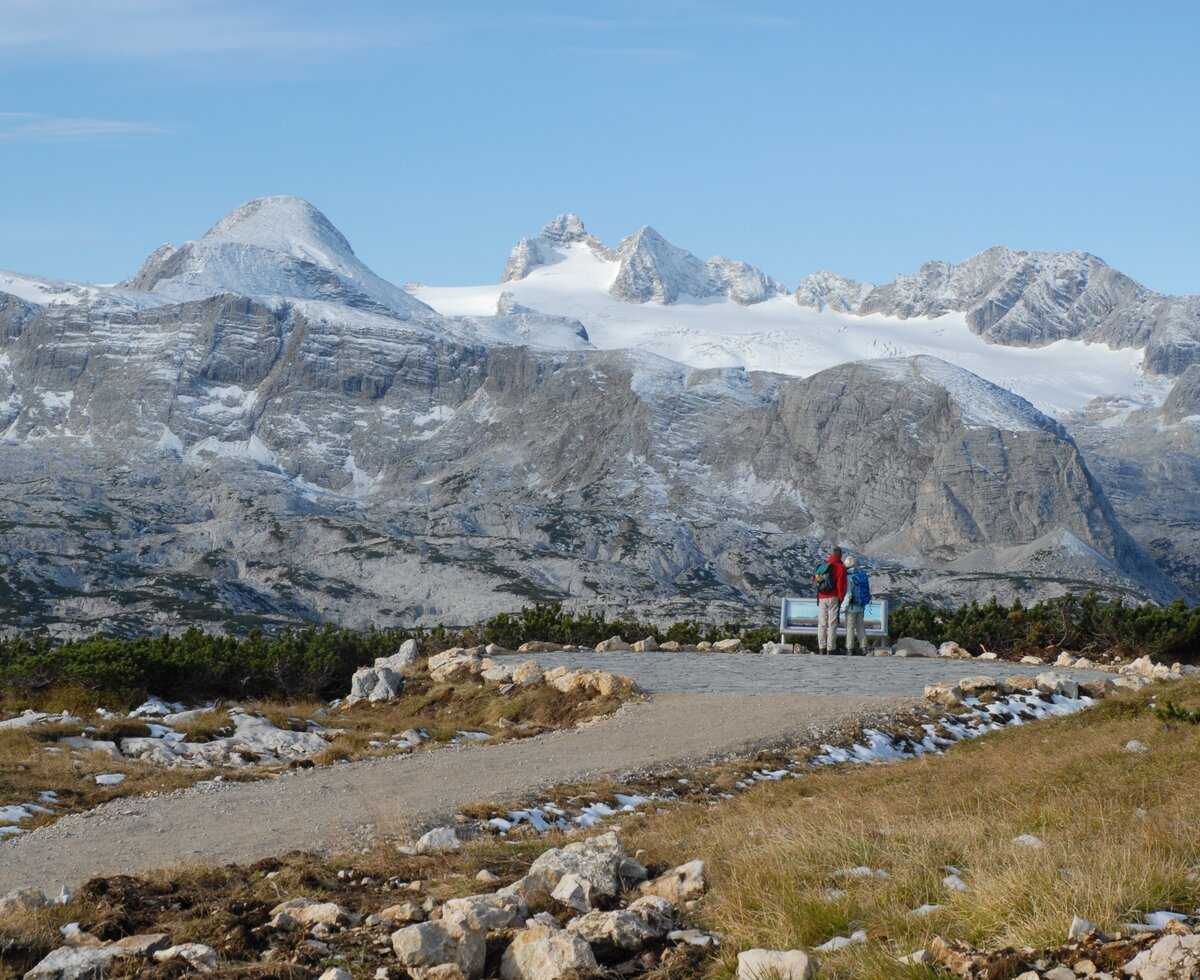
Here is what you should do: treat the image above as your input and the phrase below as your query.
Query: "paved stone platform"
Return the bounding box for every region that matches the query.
[524,650,1110,697]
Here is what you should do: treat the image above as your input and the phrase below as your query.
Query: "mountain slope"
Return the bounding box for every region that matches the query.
[124,196,433,319]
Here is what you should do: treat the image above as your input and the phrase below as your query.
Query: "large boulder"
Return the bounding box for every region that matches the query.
[392,918,486,980]
[501,832,629,911]
[736,948,818,979]
[348,665,406,704]
[429,648,483,683]
[713,638,743,653]
[894,637,937,658]
[500,923,598,980]
[631,636,659,653]
[375,637,420,672]
[596,636,631,653]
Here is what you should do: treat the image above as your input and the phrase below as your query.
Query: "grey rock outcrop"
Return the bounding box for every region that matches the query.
[795,244,1200,375]
[610,226,786,305]
[0,199,1187,637]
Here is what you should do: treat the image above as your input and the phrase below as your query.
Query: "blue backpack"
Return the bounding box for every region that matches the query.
[850,569,871,607]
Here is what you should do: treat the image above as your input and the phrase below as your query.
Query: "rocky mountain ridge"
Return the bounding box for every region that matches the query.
[0,197,1194,634]
[796,245,1200,375]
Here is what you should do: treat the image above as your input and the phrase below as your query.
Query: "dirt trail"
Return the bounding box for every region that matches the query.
[0,693,900,894]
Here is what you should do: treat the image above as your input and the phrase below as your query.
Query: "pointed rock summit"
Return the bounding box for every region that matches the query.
[502,215,785,306]
[502,213,609,282]
[125,196,431,319]
[610,226,786,306]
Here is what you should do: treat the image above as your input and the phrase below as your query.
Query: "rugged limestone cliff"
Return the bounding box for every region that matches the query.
[796,246,1200,375]
[0,198,1189,635]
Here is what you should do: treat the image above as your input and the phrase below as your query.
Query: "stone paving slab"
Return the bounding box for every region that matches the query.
[524,651,1111,696]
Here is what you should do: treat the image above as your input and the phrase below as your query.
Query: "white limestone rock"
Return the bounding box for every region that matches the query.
[416,826,461,854]
[512,661,544,685]
[1122,932,1200,978]
[375,638,420,672]
[392,918,486,980]
[441,892,527,931]
[1035,672,1079,698]
[638,860,706,904]
[957,675,1007,698]
[0,887,48,919]
[153,943,219,972]
[894,637,937,658]
[938,641,972,659]
[550,872,594,913]
[502,831,629,911]
[924,681,963,707]
[500,923,598,980]
[736,948,818,979]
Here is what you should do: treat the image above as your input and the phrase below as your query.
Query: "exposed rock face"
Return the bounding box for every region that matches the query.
[794,270,875,312]
[503,214,786,306]
[502,213,610,282]
[0,199,1185,635]
[794,245,1200,375]
[609,226,786,305]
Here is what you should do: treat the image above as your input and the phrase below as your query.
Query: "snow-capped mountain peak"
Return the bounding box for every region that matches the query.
[200,195,357,265]
[125,196,432,319]
[501,217,785,307]
[539,213,594,245]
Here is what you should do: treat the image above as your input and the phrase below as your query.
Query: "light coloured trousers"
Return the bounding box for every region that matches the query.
[844,608,866,653]
[818,596,840,651]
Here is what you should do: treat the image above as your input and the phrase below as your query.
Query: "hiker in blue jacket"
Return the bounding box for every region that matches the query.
[840,555,871,655]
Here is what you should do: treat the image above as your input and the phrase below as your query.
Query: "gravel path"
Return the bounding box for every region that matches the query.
[0,653,1106,895]
[523,650,1109,695]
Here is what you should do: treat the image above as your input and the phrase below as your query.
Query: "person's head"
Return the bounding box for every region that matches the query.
[831,546,843,559]
[843,554,856,569]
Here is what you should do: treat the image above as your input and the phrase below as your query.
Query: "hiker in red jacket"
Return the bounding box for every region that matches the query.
[815,546,848,655]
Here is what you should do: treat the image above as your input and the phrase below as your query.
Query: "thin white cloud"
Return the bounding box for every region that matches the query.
[0,112,169,142]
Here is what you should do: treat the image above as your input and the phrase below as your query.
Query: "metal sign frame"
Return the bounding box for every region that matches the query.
[778,596,890,640]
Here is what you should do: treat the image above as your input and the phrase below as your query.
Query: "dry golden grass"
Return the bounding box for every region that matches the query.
[4,680,1196,978]
[0,677,635,832]
[618,678,1200,977]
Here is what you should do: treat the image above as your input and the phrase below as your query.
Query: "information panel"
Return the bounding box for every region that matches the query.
[778,597,889,638]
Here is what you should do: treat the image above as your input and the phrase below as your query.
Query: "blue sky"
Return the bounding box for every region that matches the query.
[2,0,1198,293]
